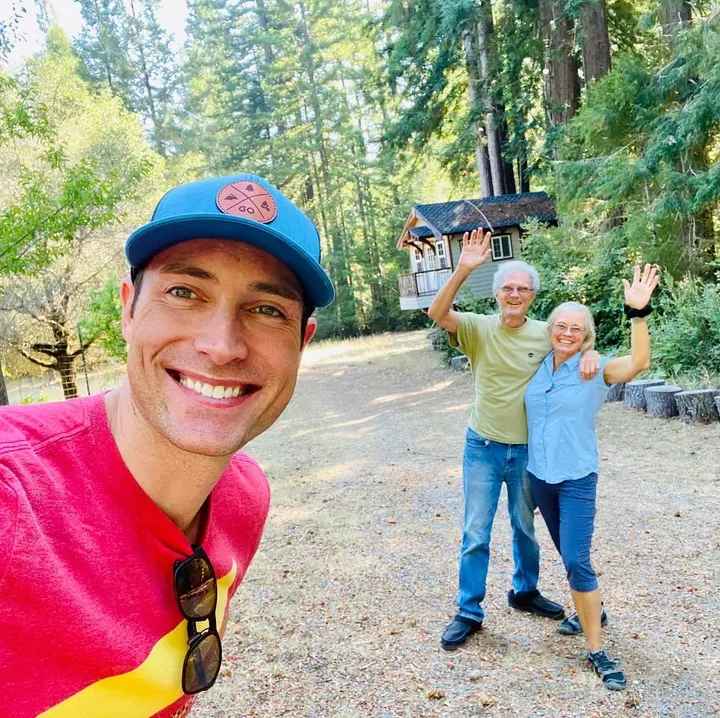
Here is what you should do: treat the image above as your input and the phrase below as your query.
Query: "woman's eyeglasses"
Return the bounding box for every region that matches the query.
[552,322,585,336]
[173,545,222,694]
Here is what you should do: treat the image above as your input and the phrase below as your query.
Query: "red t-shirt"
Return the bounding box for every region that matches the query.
[0,394,270,717]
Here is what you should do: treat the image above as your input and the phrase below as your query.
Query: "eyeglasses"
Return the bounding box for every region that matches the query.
[173,545,222,694]
[552,322,585,336]
[499,285,533,296]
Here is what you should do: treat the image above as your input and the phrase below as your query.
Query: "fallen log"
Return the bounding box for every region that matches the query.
[623,379,666,411]
[674,389,720,424]
[606,383,625,402]
[645,385,683,418]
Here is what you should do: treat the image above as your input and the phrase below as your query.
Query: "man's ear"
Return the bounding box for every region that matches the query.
[119,276,135,342]
[302,317,318,348]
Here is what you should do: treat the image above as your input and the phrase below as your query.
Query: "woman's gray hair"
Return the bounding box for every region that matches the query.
[492,260,541,294]
[547,301,596,353]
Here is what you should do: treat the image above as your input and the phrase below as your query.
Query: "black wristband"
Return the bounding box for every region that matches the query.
[624,302,652,319]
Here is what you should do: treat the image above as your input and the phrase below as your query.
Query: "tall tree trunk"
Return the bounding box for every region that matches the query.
[579,0,611,85]
[539,0,580,129]
[128,0,165,155]
[517,146,530,193]
[462,28,493,197]
[296,2,357,331]
[475,0,506,195]
[498,114,516,194]
[90,0,117,95]
[57,353,79,400]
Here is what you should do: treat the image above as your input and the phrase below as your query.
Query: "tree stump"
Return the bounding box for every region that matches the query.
[674,389,720,424]
[428,328,445,350]
[450,355,470,372]
[645,385,683,418]
[606,383,625,402]
[623,379,665,411]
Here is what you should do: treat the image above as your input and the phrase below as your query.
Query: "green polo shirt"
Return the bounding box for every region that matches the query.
[454,312,550,444]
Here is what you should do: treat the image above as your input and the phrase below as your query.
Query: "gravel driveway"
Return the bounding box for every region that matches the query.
[194,330,720,718]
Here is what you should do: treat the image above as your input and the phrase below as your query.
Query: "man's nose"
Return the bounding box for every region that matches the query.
[193,310,249,365]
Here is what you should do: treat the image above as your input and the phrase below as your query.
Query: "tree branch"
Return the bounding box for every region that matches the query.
[16,347,56,369]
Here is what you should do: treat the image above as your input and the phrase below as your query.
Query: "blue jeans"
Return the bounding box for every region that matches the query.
[529,471,599,592]
[457,428,540,622]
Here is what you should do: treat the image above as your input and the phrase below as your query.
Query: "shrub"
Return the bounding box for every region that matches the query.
[651,278,720,378]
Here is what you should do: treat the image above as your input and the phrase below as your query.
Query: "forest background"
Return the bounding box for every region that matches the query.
[0,0,719,402]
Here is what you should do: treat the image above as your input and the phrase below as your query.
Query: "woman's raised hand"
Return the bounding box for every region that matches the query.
[458,229,491,270]
[623,263,660,309]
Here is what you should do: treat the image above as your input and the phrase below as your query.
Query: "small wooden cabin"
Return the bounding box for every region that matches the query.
[396,192,556,310]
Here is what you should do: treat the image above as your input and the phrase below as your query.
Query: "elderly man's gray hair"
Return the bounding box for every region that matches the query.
[492,260,541,294]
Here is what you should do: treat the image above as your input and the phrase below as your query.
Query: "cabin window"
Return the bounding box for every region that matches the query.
[435,240,448,268]
[413,248,423,271]
[491,234,513,260]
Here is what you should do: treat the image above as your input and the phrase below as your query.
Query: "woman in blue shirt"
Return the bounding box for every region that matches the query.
[524,264,659,691]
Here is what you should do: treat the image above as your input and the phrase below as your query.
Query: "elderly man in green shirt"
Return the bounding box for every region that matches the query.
[428,229,598,650]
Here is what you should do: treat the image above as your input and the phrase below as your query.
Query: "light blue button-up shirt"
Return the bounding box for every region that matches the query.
[525,352,610,483]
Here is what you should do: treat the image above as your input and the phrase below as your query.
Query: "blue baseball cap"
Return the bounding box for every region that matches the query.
[125,173,335,307]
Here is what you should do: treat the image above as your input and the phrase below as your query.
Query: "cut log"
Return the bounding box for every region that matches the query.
[450,355,470,372]
[623,379,666,411]
[674,389,720,424]
[606,383,625,402]
[645,385,683,418]
[429,328,446,350]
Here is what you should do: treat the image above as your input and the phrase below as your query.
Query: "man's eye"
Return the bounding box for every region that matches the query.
[251,305,284,318]
[167,286,197,300]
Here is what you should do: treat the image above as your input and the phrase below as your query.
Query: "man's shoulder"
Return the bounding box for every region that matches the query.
[0,395,99,457]
[457,311,497,332]
[526,317,548,331]
[225,452,271,502]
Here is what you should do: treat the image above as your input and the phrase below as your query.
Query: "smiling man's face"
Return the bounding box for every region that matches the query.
[120,238,316,458]
[495,270,536,323]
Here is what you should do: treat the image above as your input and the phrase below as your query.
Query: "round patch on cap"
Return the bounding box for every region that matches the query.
[216,181,277,223]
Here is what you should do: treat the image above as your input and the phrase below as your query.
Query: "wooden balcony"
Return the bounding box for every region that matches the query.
[398,267,452,309]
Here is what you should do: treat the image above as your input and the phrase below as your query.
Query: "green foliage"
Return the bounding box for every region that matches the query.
[74,0,181,154]
[428,326,461,365]
[553,17,720,278]
[521,220,634,350]
[79,279,126,361]
[0,32,157,276]
[182,0,422,338]
[651,277,720,378]
[0,30,161,394]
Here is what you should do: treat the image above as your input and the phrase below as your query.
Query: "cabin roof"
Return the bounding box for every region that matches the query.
[398,192,556,248]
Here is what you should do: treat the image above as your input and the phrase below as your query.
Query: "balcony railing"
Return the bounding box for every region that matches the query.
[398,267,452,298]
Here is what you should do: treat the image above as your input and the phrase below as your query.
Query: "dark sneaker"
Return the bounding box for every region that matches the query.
[558,609,608,636]
[440,615,483,651]
[507,589,565,620]
[587,649,627,691]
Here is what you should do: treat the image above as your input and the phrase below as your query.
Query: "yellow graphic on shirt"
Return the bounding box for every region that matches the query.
[39,563,237,718]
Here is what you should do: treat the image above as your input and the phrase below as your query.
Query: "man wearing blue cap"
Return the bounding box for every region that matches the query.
[0,175,334,717]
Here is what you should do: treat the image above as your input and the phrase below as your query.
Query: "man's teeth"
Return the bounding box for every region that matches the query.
[179,376,244,398]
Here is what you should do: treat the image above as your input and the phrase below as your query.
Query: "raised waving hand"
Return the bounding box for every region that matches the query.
[458,229,492,270]
[623,263,660,309]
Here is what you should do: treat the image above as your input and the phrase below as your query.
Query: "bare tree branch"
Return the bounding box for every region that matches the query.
[16,347,56,369]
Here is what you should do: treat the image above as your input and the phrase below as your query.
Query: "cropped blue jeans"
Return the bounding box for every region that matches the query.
[456,427,540,622]
[528,471,599,592]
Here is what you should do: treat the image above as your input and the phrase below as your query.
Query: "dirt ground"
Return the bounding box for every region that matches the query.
[194,330,720,718]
